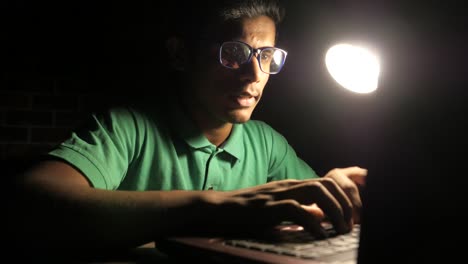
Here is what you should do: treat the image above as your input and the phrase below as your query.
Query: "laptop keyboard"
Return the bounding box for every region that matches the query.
[224,224,360,260]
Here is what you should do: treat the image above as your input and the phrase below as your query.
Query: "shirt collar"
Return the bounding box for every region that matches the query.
[170,102,244,161]
[221,123,244,161]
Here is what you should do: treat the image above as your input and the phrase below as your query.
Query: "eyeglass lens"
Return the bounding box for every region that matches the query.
[220,42,286,74]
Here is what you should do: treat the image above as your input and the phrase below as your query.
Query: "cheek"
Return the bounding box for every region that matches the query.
[192,64,221,91]
[257,75,270,95]
[208,67,238,89]
[261,74,270,86]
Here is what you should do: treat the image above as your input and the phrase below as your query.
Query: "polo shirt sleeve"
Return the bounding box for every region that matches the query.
[259,121,319,181]
[48,107,143,190]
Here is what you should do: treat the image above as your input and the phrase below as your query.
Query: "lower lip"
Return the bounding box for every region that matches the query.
[228,96,256,108]
[238,96,256,107]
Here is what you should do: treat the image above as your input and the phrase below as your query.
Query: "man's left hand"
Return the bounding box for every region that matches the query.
[323,166,367,225]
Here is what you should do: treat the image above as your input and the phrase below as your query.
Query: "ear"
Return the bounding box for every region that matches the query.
[166,36,186,71]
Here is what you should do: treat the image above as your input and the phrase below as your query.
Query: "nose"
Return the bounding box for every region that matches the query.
[239,53,263,83]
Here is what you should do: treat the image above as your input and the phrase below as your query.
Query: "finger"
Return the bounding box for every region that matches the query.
[233,179,304,197]
[319,178,353,229]
[301,203,325,221]
[267,200,327,238]
[338,166,368,186]
[326,171,363,220]
[276,181,349,234]
[246,194,274,207]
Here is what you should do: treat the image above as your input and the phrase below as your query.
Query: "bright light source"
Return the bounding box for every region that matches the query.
[325,43,380,93]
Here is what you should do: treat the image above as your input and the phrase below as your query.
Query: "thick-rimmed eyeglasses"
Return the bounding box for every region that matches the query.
[219,40,288,74]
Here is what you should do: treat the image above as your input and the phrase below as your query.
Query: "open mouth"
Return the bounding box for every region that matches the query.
[236,95,256,107]
[227,94,257,108]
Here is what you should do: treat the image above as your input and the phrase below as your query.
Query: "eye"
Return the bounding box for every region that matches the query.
[223,43,250,63]
[260,49,274,62]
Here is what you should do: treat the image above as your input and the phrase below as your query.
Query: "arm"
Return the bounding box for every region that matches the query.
[14,160,357,254]
[15,160,210,251]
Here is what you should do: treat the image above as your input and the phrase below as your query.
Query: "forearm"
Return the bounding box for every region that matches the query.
[14,183,210,251]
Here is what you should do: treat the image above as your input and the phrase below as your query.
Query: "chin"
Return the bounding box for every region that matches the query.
[225,109,253,124]
[232,117,251,124]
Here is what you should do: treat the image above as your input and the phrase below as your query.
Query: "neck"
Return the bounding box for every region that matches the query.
[181,96,233,147]
[200,122,233,147]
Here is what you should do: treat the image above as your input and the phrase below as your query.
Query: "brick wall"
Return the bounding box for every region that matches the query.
[2,1,166,162]
[0,61,161,161]
[0,76,100,160]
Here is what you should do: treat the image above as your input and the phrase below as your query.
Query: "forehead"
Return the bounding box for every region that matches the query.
[220,16,277,46]
[240,16,276,44]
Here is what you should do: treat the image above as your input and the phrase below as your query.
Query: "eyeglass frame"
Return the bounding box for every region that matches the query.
[218,40,288,74]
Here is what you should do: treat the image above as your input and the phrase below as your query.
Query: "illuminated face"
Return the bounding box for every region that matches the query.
[189,15,277,125]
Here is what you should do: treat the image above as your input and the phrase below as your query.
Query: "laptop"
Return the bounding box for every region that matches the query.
[157,221,360,264]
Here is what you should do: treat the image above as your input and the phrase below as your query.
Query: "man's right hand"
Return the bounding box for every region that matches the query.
[194,175,358,238]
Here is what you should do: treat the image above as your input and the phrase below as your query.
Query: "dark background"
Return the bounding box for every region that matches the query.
[2,0,165,163]
[2,0,467,262]
[263,0,466,174]
[2,0,466,172]
[273,2,467,261]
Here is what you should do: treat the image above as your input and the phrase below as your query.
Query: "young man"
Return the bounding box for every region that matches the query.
[13,0,366,254]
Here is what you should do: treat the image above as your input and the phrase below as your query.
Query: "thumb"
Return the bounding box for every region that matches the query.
[341,166,368,186]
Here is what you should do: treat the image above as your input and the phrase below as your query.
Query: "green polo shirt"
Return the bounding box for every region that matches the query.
[48,103,318,191]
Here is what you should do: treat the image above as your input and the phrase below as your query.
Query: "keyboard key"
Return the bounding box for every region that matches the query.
[224,225,360,260]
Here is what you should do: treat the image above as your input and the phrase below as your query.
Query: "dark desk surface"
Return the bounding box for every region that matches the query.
[80,243,172,264]
[12,242,176,264]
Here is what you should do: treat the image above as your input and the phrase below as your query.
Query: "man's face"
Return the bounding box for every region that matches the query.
[190,15,277,125]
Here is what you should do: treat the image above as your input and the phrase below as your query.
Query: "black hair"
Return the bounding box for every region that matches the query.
[219,0,285,25]
[165,0,285,43]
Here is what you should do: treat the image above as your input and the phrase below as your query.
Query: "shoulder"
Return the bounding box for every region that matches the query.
[94,105,163,127]
[79,106,168,142]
